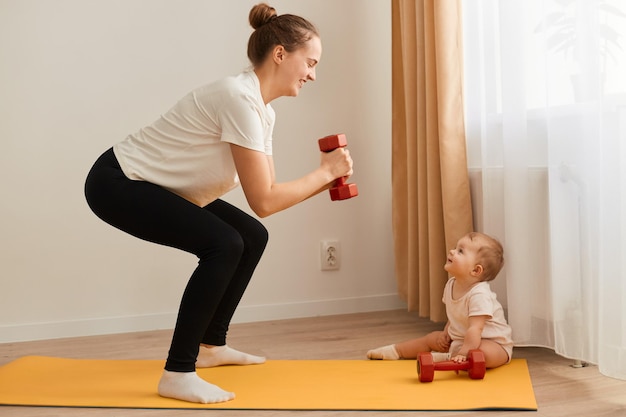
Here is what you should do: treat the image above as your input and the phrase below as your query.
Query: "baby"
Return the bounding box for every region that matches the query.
[367,232,513,368]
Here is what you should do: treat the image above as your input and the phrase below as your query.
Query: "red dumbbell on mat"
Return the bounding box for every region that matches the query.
[318,134,358,201]
[417,349,486,382]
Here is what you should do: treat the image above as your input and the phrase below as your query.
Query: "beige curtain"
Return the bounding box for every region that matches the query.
[391,0,473,322]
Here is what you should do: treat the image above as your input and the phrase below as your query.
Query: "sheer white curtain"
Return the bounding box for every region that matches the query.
[463,0,626,380]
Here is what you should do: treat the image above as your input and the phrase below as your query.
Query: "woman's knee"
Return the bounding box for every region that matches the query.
[204,199,268,250]
[200,230,245,264]
[247,220,269,252]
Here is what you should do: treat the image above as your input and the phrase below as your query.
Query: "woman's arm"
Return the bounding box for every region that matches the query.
[231,143,353,218]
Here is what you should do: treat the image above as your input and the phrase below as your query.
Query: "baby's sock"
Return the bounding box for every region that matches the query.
[366,344,400,360]
[157,370,234,404]
[196,345,266,368]
[432,352,451,362]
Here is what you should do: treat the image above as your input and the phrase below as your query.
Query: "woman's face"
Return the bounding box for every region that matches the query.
[278,36,322,97]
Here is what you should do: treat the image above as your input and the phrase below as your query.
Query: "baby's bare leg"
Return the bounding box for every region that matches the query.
[367,331,448,360]
[478,339,510,368]
[395,331,448,359]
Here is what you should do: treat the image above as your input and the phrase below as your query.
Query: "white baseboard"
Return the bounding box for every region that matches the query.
[0,312,176,344]
[0,294,405,343]
[232,293,406,323]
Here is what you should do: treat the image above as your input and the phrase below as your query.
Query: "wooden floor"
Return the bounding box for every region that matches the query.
[0,309,625,416]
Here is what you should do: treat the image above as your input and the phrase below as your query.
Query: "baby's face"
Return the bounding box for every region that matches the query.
[444,236,481,277]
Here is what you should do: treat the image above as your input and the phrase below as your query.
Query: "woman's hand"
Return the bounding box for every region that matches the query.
[320,147,353,184]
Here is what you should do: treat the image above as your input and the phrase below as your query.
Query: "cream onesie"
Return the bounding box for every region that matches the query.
[443,277,514,361]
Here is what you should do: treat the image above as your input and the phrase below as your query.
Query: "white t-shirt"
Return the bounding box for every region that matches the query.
[443,278,513,347]
[113,70,274,207]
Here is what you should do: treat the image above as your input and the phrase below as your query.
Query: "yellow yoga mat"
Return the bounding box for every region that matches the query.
[0,356,537,411]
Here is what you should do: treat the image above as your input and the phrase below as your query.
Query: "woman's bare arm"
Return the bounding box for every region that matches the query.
[230,143,352,217]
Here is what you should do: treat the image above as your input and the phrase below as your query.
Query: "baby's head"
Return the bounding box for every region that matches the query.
[466,232,504,281]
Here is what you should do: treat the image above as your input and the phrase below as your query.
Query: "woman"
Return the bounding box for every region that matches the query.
[84,3,353,404]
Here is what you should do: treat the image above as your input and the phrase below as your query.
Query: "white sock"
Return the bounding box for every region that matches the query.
[432,351,452,362]
[157,370,235,404]
[196,345,266,368]
[367,344,400,360]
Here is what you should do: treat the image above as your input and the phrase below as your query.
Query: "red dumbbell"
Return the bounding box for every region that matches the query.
[318,134,358,201]
[417,349,486,382]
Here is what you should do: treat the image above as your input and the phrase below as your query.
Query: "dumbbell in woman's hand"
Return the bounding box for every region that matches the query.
[318,134,358,201]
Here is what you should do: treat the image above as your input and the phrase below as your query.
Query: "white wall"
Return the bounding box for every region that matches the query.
[0,0,399,343]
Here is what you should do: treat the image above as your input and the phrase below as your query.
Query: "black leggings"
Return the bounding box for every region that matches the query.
[84,148,268,372]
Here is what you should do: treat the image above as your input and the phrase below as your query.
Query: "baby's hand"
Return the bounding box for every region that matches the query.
[451,354,467,363]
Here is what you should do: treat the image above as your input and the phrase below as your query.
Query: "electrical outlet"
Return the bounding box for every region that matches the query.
[320,240,340,271]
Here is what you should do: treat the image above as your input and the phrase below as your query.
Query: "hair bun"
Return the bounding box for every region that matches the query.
[249,3,278,30]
